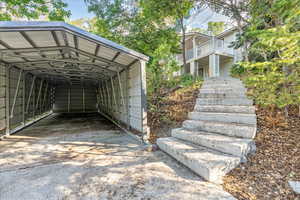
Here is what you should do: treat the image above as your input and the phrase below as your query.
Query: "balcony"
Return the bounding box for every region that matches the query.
[176,39,234,64]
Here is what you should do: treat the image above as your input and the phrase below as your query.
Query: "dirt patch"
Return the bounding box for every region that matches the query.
[223,107,300,200]
[148,82,201,141]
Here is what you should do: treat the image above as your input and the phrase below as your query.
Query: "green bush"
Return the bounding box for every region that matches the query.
[230,63,246,77]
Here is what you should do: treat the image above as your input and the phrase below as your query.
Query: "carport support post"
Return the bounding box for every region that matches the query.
[82,86,85,112]
[26,76,36,114]
[99,82,103,110]
[42,82,49,112]
[5,65,11,135]
[140,60,149,137]
[36,79,44,114]
[125,66,130,129]
[105,80,111,113]
[68,86,70,113]
[22,72,26,125]
[117,70,125,106]
[99,82,104,108]
[10,69,23,118]
[101,82,106,112]
[103,83,107,112]
[110,77,117,112]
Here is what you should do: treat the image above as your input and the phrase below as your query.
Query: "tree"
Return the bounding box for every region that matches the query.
[232,0,300,117]
[141,0,195,72]
[202,0,251,60]
[207,21,225,35]
[84,0,136,44]
[0,0,71,21]
[69,17,97,31]
[84,0,181,94]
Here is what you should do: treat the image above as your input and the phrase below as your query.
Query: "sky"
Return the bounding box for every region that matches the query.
[63,1,231,30]
[63,0,95,20]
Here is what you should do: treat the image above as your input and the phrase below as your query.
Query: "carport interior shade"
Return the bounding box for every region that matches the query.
[0,21,149,135]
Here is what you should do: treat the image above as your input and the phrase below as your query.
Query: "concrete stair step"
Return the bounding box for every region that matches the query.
[201,84,245,89]
[183,120,256,139]
[196,97,253,106]
[199,88,247,94]
[194,105,255,114]
[198,92,247,99]
[157,137,241,184]
[188,111,257,125]
[203,79,243,85]
[172,128,256,159]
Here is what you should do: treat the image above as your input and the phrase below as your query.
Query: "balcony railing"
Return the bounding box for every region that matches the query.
[196,41,210,57]
[186,48,194,60]
[215,40,234,55]
[176,39,234,63]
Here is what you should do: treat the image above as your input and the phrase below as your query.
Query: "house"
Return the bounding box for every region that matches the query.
[174,27,243,78]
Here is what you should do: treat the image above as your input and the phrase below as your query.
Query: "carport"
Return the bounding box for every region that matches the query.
[0,21,149,139]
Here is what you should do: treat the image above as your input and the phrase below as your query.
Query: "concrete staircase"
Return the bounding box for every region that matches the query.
[157,78,257,184]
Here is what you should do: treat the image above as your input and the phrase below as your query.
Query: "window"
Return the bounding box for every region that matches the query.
[198,67,204,78]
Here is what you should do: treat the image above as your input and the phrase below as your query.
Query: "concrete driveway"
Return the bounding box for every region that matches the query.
[0,113,234,200]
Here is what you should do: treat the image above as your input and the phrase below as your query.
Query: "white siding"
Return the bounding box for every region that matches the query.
[220,59,234,77]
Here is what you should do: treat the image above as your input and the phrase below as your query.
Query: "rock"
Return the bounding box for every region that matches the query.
[143,144,159,152]
[289,181,300,194]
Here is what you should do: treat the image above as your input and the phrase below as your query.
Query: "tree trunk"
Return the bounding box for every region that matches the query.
[180,17,187,74]
[237,19,249,62]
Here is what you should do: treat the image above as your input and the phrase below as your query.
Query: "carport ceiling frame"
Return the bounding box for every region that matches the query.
[0,21,149,83]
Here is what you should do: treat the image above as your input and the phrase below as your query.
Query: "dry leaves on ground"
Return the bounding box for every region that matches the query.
[223,107,300,200]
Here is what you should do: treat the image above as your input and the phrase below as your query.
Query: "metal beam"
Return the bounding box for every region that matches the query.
[22,72,26,125]
[51,30,65,59]
[112,52,121,62]
[42,82,49,112]
[20,31,47,58]
[0,40,12,49]
[26,76,36,113]
[33,70,104,80]
[36,79,44,112]
[73,35,79,57]
[0,46,127,69]
[51,31,61,46]
[68,87,70,113]
[101,82,107,111]
[5,65,11,135]
[8,55,116,74]
[98,81,103,107]
[61,31,71,58]
[111,77,117,109]
[15,61,111,76]
[82,86,85,112]
[93,44,100,62]
[105,80,112,111]
[0,39,29,62]
[125,65,130,129]
[20,31,37,47]
[10,69,23,118]
[117,70,125,106]
[69,47,126,69]
[61,31,69,46]
[0,46,65,54]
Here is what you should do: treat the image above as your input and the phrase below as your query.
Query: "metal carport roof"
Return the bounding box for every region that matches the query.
[0,21,149,84]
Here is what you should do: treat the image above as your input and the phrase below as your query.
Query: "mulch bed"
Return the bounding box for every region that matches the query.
[223,107,300,200]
